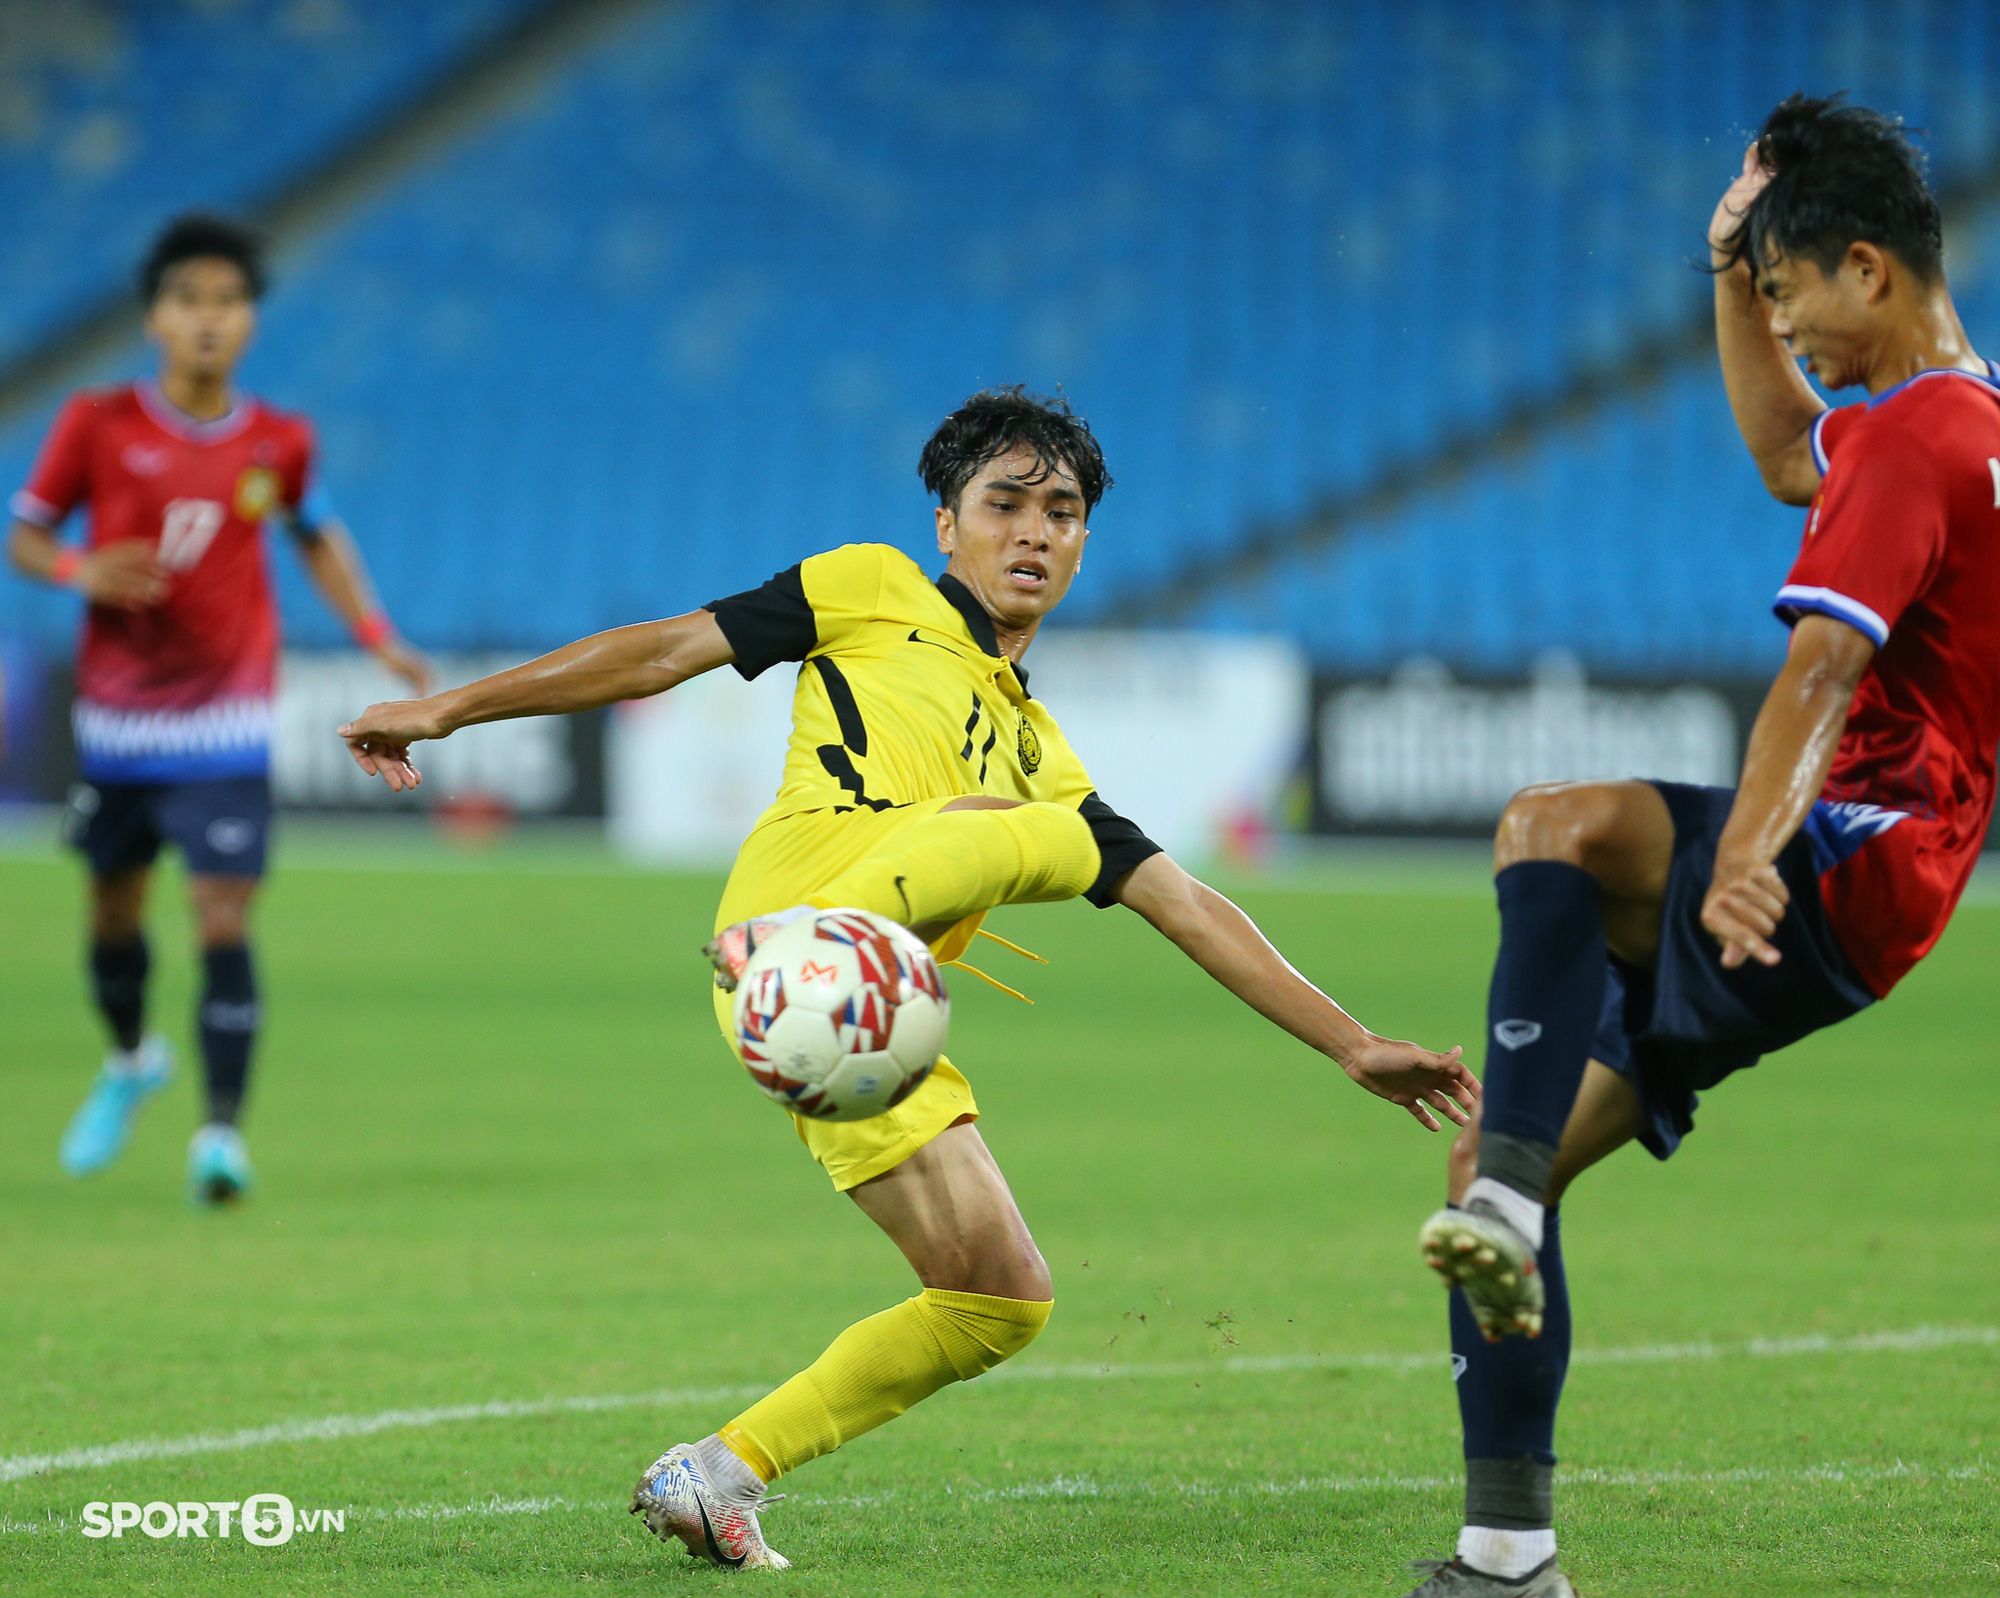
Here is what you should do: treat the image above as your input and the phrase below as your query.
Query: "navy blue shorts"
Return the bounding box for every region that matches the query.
[65,777,273,880]
[1593,781,1875,1159]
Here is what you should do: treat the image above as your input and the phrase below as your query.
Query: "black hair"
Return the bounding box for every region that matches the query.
[918,386,1112,516]
[139,212,267,302]
[1716,93,1943,283]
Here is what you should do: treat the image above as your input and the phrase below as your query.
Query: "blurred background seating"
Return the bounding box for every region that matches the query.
[5,0,2000,813]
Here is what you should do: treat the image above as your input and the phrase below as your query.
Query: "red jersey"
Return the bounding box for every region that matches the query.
[1778,364,2000,996]
[12,382,317,783]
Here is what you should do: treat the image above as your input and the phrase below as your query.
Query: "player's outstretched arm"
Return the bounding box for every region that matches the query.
[1711,142,1826,507]
[339,609,735,791]
[1703,614,1875,968]
[1113,852,1476,1130]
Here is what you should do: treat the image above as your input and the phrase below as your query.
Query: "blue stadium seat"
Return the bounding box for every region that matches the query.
[5,0,2000,681]
[0,0,543,370]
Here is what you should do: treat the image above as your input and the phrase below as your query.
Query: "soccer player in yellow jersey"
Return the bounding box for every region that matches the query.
[339,388,1476,1570]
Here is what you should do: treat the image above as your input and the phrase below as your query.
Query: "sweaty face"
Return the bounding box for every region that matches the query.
[936,446,1089,640]
[1759,248,1877,391]
[146,258,256,382]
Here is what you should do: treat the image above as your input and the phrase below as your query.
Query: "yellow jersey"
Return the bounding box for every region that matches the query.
[706,542,1157,907]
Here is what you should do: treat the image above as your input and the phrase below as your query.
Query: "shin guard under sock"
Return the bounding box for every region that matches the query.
[720,1289,1052,1483]
[1476,862,1606,1201]
[1454,1206,1569,1540]
[199,944,258,1125]
[808,803,1098,930]
[90,937,149,1054]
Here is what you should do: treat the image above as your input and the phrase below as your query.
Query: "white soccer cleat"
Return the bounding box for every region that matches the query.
[1420,1203,1545,1341]
[704,905,816,993]
[630,1443,790,1570]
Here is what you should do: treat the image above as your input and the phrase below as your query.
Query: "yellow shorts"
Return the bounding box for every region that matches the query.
[712,801,981,1192]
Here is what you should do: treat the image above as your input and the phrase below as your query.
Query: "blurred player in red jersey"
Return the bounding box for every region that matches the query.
[6,214,427,1204]
[1394,97,2000,1598]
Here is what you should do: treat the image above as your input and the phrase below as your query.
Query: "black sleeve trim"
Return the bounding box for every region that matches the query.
[1079,792,1164,908]
[705,564,815,680]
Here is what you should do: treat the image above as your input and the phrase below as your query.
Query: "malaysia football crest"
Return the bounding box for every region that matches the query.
[234,466,281,520]
[1015,712,1042,775]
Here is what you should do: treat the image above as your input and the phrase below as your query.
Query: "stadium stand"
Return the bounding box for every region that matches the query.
[4,0,2000,679]
[0,0,544,370]
[1193,365,1814,677]
[1196,170,2000,678]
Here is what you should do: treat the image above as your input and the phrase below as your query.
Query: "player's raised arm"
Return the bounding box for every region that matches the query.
[339,608,735,791]
[1110,851,1476,1130]
[1711,142,1827,506]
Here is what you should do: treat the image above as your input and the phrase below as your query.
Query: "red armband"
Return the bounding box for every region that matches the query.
[49,548,83,588]
[352,611,393,649]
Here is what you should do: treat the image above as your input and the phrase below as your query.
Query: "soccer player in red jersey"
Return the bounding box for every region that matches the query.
[6,214,426,1203]
[1394,97,2000,1597]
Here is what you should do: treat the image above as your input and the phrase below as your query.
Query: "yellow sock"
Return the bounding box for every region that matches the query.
[719,1289,1052,1483]
[807,802,1098,929]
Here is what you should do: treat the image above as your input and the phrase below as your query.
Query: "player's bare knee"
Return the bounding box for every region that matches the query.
[195,905,250,947]
[986,1227,1051,1301]
[90,872,148,941]
[189,878,255,948]
[974,1233,1052,1302]
[922,1242,1050,1302]
[91,902,145,941]
[1494,784,1613,872]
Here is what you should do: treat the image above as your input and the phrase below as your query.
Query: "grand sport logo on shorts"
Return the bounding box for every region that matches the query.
[80,1493,344,1544]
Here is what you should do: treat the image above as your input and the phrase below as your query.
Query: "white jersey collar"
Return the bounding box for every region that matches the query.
[137,379,255,444]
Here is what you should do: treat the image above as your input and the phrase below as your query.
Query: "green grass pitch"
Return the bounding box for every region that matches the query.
[1,836,1995,1596]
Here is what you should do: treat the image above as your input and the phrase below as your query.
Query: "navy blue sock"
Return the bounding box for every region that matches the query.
[199,944,258,1125]
[1453,1206,1570,1527]
[90,937,149,1053]
[1475,861,1606,1199]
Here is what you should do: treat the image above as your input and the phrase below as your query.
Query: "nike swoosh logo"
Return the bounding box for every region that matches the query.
[894,874,913,922]
[695,1497,747,1568]
[908,629,963,656]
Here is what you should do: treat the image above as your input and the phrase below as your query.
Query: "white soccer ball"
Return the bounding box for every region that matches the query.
[732,909,950,1122]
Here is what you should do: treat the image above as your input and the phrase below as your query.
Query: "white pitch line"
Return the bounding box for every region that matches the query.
[993,1322,2000,1381]
[0,1384,766,1488]
[7,1458,1990,1537]
[3,1325,1991,1488]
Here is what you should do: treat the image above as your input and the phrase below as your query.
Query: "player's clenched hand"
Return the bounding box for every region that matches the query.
[1708,140,1774,265]
[1702,855,1790,969]
[79,541,169,610]
[1341,1038,1478,1132]
[338,699,450,791]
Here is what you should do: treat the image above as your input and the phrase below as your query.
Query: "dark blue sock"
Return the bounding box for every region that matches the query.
[1453,1206,1570,1526]
[199,944,258,1125]
[90,936,150,1053]
[1476,861,1605,1197]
